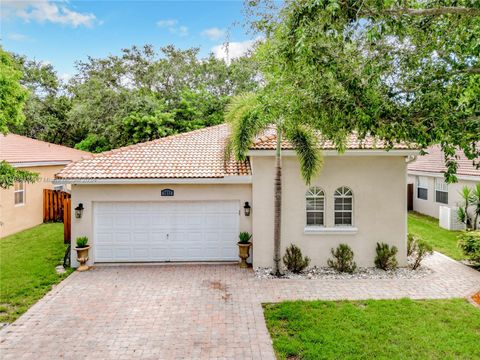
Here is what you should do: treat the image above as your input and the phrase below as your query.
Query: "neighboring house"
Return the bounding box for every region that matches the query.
[55,124,418,268]
[0,134,90,237]
[408,145,480,228]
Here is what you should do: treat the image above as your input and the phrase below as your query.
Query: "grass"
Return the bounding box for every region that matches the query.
[0,223,72,323]
[264,298,480,360]
[408,211,463,260]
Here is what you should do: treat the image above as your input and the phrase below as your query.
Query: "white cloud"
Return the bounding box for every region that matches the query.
[2,0,96,27]
[156,19,178,28]
[201,27,226,41]
[178,25,189,37]
[212,39,257,62]
[156,19,188,37]
[7,32,29,41]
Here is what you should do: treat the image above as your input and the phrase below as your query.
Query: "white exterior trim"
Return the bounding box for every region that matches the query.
[54,176,253,185]
[10,161,71,168]
[248,149,419,157]
[408,170,480,182]
[304,226,358,235]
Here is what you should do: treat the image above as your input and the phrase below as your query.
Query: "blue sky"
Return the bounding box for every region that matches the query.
[1,0,255,79]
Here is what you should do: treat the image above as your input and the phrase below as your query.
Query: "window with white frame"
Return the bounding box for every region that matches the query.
[334,187,353,226]
[416,176,428,200]
[14,182,25,205]
[435,178,448,204]
[306,186,325,226]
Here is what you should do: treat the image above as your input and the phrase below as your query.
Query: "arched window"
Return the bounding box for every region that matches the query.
[334,187,353,226]
[306,186,325,226]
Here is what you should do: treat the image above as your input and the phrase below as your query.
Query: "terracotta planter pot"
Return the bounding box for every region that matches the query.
[74,245,90,272]
[238,242,251,268]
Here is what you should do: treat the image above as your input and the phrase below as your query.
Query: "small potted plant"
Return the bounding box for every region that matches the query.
[75,236,90,271]
[238,232,252,268]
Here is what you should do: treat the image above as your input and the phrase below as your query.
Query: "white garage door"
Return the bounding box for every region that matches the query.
[94,201,239,262]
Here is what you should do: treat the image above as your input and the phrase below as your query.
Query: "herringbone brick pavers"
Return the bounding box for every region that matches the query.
[1,252,479,360]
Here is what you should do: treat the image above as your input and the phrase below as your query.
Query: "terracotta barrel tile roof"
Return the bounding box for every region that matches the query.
[0,133,90,164]
[57,124,416,180]
[57,124,251,179]
[408,145,480,177]
[251,126,413,150]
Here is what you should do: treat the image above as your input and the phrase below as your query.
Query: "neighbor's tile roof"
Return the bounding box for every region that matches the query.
[251,126,414,150]
[408,145,480,177]
[0,133,90,164]
[56,124,251,179]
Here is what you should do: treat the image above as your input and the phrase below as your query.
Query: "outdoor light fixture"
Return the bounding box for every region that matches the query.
[75,203,84,219]
[243,202,251,216]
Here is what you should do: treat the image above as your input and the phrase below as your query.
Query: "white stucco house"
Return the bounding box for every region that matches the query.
[408,145,479,229]
[55,124,418,268]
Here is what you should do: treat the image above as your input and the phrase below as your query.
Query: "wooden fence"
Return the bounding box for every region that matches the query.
[43,189,71,243]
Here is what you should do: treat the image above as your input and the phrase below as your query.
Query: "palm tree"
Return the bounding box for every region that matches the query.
[472,183,480,230]
[457,186,475,229]
[225,93,323,275]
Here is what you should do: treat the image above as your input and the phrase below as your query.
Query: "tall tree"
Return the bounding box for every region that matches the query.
[226,93,323,275]
[10,54,73,145]
[246,0,480,181]
[68,45,260,152]
[0,49,28,134]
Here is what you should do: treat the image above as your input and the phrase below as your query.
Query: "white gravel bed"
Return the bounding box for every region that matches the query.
[255,257,433,280]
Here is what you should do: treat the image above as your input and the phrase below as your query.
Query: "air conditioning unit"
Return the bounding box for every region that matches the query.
[439,206,466,231]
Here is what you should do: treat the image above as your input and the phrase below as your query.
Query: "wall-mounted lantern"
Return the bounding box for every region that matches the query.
[243,202,251,216]
[75,203,84,219]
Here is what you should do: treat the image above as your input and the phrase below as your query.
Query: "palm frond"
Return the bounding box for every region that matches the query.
[224,93,269,161]
[285,124,323,184]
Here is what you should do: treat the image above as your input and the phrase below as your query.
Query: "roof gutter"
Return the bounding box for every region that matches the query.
[9,161,71,168]
[248,149,420,157]
[407,170,479,182]
[53,176,253,185]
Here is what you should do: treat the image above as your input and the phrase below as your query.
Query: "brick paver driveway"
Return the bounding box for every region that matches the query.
[1,252,479,360]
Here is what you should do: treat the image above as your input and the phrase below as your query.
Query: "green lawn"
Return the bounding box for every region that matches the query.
[0,223,72,323]
[264,298,480,360]
[408,211,463,260]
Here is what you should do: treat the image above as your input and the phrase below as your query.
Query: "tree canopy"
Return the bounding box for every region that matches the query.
[0,49,28,134]
[246,0,480,181]
[9,45,260,152]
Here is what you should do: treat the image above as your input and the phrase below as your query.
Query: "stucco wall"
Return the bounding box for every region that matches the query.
[70,183,252,266]
[0,165,64,238]
[251,155,408,268]
[407,174,479,219]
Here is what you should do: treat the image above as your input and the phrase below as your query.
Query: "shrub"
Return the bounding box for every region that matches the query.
[283,244,310,273]
[411,240,433,270]
[374,243,398,271]
[327,244,357,273]
[458,231,480,264]
[238,232,252,244]
[76,236,89,248]
[407,233,418,257]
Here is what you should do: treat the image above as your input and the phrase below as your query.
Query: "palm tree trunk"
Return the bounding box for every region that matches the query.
[273,129,282,276]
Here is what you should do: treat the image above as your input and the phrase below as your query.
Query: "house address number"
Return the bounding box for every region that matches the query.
[161,188,174,197]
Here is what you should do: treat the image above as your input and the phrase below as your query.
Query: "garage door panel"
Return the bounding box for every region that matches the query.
[94,201,240,262]
[131,248,150,259]
[113,247,132,260]
[96,215,115,228]
[132,215,150,228]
